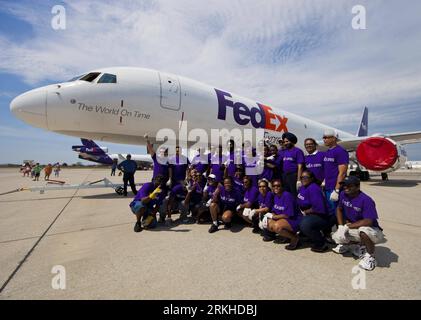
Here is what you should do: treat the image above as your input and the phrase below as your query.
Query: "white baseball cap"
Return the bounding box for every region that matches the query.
[323,129,338,138]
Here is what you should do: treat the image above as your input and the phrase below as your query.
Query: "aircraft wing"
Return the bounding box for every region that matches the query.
[385,131,421,145]
[320,131,421,152]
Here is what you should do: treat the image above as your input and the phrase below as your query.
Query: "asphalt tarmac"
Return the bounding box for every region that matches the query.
[0,168,420,299]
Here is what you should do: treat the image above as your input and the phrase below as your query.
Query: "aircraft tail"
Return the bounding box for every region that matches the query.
[356,107,368,137]
[81,138,102,150]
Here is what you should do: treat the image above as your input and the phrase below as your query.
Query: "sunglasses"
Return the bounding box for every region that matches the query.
[300,176,311,180]
[322,136,333,139]
[272,184,281,187]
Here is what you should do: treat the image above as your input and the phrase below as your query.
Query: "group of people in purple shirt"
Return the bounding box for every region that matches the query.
[129,130,385,271]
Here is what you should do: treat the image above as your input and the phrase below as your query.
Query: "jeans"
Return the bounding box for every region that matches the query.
[324,189,338,215]
[299,214,331,247]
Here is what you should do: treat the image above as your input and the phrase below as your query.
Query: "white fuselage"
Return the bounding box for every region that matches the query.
[10,67,356,150]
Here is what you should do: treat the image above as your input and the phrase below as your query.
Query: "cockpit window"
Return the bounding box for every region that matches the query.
[68,74,86,82]
[80,72,101,82]
[98,73,117,83]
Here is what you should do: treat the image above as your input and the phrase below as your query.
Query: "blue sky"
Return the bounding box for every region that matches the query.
[0,0,420,164]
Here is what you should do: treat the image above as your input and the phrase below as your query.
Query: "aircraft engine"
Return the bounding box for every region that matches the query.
[356,136,402,171]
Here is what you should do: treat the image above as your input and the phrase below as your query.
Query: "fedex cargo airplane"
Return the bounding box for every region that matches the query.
[10,67,421,179]
[72,138,152,168]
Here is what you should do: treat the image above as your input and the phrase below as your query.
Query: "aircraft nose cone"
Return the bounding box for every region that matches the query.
[10,89,48,129]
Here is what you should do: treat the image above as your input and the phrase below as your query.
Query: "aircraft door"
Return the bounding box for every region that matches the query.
[159,72,181,111]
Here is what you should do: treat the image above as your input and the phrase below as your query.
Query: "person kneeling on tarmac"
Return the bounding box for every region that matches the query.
[196,174,219,224]
[237,175,259,226]
[261,179,303,250]
[129,175,165,232]
[331,176,385,271]
[248,179,274,234]
[208,177,243,233]
[182,169,206,222]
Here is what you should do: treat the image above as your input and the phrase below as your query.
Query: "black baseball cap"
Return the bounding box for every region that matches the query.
[340,176,360,186]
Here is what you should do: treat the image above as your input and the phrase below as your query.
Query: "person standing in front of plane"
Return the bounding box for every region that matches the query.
[111,158,118,176]
[279,132,305,196]
[145,134,169,183]
[190,147,209,176]
[304,138,325,185]
[269,144,283,181]
[209,145,226,183]
[224,139,237,179]
[322,129,349,215]
[117,154,138,196]
[259,144,277,183]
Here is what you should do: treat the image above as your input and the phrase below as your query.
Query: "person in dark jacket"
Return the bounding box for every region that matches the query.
[117,154,138,196]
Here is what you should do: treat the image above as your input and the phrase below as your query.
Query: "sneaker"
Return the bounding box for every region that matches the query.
[274,236,289,244]
[133,222,142,233]
[359,253,377,271]
[252,226,261,234]
[179,214,189,223]
[351,245,367,259]
[285,237,300,250]
[262,229,276,242]
[158,214,166,223]
[332,244,350,254]
[208,224,219,233]
[311,244,329,253]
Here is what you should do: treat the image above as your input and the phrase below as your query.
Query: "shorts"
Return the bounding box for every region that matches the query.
[222,204,237,213]
[332,226,385,244]
[129,201,152,215]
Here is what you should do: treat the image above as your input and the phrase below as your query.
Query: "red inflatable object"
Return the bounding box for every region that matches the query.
[356,137,398,171]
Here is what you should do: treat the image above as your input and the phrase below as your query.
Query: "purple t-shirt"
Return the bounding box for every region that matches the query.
[210,153,227,182]
[282,147,305,174]
[243,156,259,186]
[169,155,190,182]
[259,158,275,181]
[204,184,217,199]
[170,183,186,199]
[272,154,283,179]
[323,145,349,191]
[258,191,274,209]
[338,191,380,228]
[297,182,328,215]
[226,151,240,177]
[243,186,259,206]
[133,182,155,202]
[190,179,206,203]
[133,182,165,205]
[217,186,242,208]
[233,176,245,194]
[305,151,325,182]
[191,154,208,175]
[152,154,169,179]
[272,191,303,231]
